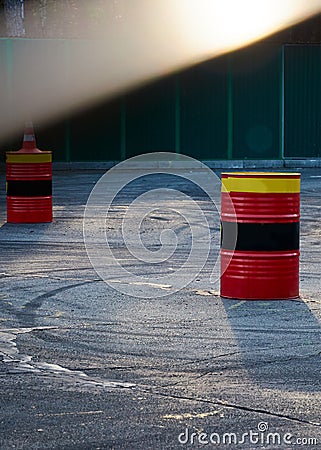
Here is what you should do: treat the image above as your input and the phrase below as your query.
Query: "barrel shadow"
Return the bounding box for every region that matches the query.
[222,298,321,392]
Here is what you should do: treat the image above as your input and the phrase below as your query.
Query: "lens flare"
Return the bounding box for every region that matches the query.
[0,0,320,141]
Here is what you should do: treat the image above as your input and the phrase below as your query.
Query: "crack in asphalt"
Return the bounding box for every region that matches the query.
[179,339,321,368]
[184,348,321,376]
[0,325,320,428]
[243,350,321,367]
[140,389,321,428]
[0,327,135,390]
[180,351,241,367]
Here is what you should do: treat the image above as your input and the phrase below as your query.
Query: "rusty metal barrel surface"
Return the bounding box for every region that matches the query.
[220,172,300,300]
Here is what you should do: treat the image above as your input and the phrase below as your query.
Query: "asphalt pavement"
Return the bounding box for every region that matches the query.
[0,167,321,449]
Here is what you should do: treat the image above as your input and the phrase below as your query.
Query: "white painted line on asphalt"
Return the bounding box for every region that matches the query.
[109,280,172,290]
[163,410,222,420]
[227,301,246,309]
[194,290,220,297]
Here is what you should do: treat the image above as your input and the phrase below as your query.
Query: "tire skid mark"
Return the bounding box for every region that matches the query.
[5,281,96,327]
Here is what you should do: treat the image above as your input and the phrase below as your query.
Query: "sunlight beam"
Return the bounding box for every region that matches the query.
[0,0,320,142]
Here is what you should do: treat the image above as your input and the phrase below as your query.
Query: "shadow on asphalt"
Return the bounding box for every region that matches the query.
[222,298,321,392]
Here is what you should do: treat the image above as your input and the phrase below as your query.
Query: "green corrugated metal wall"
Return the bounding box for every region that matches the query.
[0,40,320,162]
[180,56,229,159]
[70,99,121,161]
[232,45,281,159]
[125,77,176,157]
[284,45,321,157]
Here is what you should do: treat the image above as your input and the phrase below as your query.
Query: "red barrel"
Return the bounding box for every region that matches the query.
[220,172,300,300]
[6,123,52,223]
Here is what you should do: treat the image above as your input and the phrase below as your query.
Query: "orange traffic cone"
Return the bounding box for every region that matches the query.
[17,121,42,153]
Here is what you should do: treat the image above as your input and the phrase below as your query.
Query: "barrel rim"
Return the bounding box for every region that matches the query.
[220,249,300,257]
[221,172,300,178]
[6,151,52,154]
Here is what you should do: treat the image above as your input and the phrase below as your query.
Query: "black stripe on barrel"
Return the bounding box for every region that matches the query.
[221,221,299,252]
[7,180,52,197]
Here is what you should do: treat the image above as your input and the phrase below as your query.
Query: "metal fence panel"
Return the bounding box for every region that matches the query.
[125,77,176,158]
[232,44,280,160]
[70,100,121,162]
[284,44,321,157]
[1,40,320,163]
[180,56,229,159]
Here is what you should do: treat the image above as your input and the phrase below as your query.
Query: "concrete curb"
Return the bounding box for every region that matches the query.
[52,161,117,170]
[1,159,321,173]
[284,159,321,168]
[54,159,321,170]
